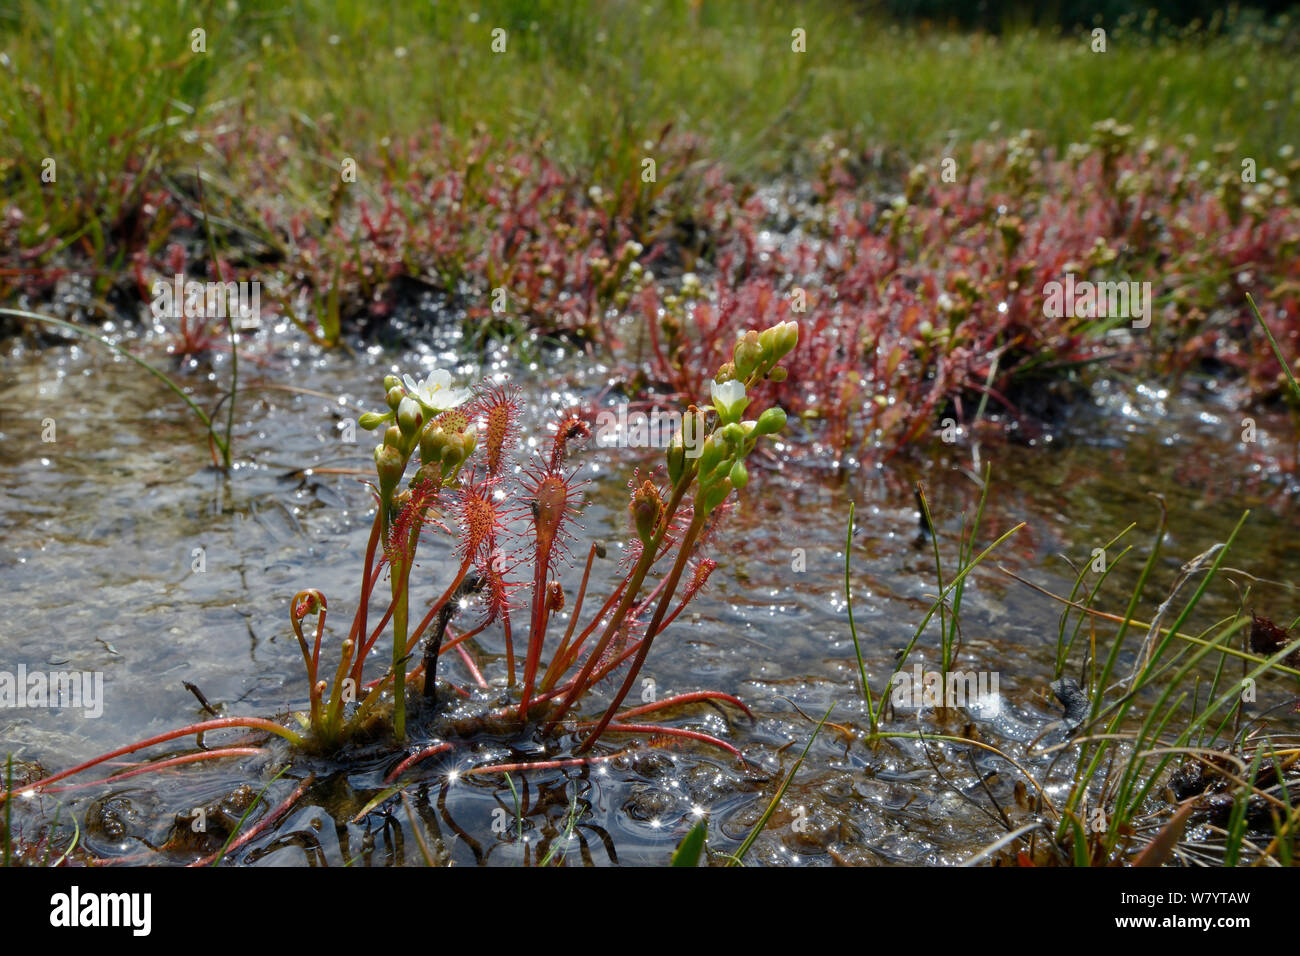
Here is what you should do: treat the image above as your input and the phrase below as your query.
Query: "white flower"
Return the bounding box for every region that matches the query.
[709,378,749,423]
[402,369,470,413]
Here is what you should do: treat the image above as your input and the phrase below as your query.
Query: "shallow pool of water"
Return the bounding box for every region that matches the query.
[2,315,1298,865]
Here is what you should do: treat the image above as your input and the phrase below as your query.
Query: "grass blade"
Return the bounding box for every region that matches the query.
[730,704,833,866]
[844,502,873,719]
[0,307,229,463]
[671,819,708,867]
[1247,292,1300,401]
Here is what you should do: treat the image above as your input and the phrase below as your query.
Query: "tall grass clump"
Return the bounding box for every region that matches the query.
[993,511,1300,865]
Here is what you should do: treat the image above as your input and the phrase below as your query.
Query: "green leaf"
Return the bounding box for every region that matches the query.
[1247,292,1300,401]
[671,819,708,866]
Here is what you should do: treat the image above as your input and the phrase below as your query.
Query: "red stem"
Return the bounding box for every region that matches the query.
[544,480,692,732]
[455,642,488,689]
[518,544,553,719]
[577,513,705,751]
[462,752,624,777]
[609,691,753,722]
[539,542,600,690]
[407,557,472,649]
[574,722,741,758]
[385,742,456,783]
[0,718,300,801]
[546,571,631,684]
[187,773,315,867]
[38,748,265,794]
[350,510,384,686]
[503,607,516,687]
[442,620,488,650]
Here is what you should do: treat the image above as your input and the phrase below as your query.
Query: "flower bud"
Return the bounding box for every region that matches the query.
[359,411,392,431]
[383,375,401,392]
[734,330,762,380]
[441,430,475,477]
[420,426,448,466]
[768,366,788,382]
[412,462,440,487]
[374,444,404,498]
[729,460,748,490]
[773,320,799,360]
[383,425,403,449]
[441,434,465,470]
[666,434,686,484]
[721,422,745,446]
[697,434,724,478]
[754,406,787,436]
[679,405,706,463]
[397,396,423,436]
[386,386,406,411]
[630,480,663,544]
[699,478,731,514]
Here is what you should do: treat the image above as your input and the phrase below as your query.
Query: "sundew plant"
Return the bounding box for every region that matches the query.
[0,321,801,819]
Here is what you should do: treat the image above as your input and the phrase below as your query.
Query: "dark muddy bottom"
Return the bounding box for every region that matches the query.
[2,314,1298,865]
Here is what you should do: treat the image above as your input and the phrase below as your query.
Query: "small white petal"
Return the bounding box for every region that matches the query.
[711,379,747,407]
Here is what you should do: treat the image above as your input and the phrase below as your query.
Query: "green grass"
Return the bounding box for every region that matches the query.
[0,306,234,465]
[2,0,1297,255]
[539,784,581,866]
[670,819,707,866]
[1248,292,1300,402]
[211,765,288,867]
[998,509,1300,865]
[846,475,1300,866]
[846,476,1025,736]
[727,703,834,866]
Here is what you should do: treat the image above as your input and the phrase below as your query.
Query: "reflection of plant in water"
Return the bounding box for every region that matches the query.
[0,321,801,861]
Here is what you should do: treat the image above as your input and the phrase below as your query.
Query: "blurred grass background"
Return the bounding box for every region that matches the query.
[0,0,1296,270]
